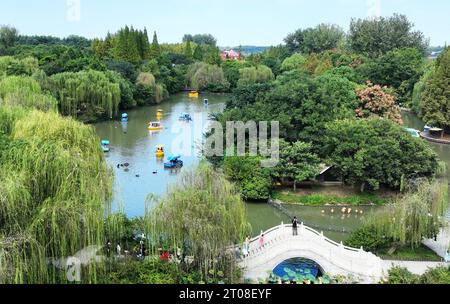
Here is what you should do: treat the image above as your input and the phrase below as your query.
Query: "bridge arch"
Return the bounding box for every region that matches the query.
[238,223,383,283]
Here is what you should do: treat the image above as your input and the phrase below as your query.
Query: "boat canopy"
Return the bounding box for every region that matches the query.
[156,144,164,149]
[122,113,128,118]
[168,155,181,161]
[101,140,110,145]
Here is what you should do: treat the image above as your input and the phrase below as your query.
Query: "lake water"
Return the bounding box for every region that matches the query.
[94,96,450,242]
[94,93,226,217]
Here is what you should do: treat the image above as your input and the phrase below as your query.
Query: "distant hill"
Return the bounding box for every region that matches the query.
[220,45,270,56]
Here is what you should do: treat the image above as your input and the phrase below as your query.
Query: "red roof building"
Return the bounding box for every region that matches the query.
[221,49,241,61]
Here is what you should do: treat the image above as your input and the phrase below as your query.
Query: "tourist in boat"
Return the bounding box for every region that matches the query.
[292,216,299,236]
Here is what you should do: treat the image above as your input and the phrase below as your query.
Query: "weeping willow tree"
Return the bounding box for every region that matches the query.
[50,70,121,120]
[0,76,58,112]
[365,179,448,249]
[135,72,167,104]
[147,163,251,282]
[0,108,114,283]
[187,62,230,92]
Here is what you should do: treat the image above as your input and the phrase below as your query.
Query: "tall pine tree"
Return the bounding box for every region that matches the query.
[184,40,193,59]
[149,31,161,59]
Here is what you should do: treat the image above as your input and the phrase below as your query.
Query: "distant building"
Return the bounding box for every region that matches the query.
[429,50,443,60]
[221,49,241,61]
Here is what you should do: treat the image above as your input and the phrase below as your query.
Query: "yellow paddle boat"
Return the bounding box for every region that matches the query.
[188,90,199,98]
[148,121,163,131]
[155,145,165,158]
[156,109,164,118]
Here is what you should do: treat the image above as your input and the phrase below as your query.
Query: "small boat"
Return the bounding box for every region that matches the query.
[156,109,164,118]
[164,155,183,169]
[101,140,110,152]
[121,113,129,122]
[179,113,192,121]
[404,127,420,138]
[148,121,163,131]
[188,90,199,98]
[155,145,165,158]
[204,99,209,106]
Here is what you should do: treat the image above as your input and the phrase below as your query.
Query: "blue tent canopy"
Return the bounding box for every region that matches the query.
[168,155,181,161]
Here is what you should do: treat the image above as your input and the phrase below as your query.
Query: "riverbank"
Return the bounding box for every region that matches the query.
[272,186,394,206]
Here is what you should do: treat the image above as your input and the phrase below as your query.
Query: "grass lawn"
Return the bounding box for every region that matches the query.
[272,186,394,206]
[377,245,442,262]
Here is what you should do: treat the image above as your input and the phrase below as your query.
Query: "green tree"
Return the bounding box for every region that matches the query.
[281,53,307,71]
[348,14,428,57]
[420,47,450,131]
[322,118,438,191]
[184,40,193,59]
[193,44,204,61]
[0,25,18,50]
[222,156,273,200]
[149,31,161,59]
[149,163,250,280]
[284,24,344,54]
[237,65,274,86]
[359,48,425,104]
[274,140,321,191]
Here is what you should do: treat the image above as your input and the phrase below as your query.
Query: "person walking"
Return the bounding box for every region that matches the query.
[116,243,122,257]
[292,216,299,236]
[259,231,265,249]
[245,236,250,256]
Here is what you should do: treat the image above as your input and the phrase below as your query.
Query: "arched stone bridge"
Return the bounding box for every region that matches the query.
[238,223,383,283]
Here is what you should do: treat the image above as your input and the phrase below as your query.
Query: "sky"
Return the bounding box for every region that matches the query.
[0,0,448,46]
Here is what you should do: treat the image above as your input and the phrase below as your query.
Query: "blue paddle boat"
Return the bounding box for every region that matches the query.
[101,140,110,152]
[179,113,192,121]
[204,99,209,106]
[164,155,183,169]
[121,113,129,122]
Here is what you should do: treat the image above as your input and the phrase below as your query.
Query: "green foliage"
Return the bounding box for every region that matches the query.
[420,47,450,130]
[183,34,217,46]
[272,191,387,206]
[0,108,113,283]
[148,163,250,280]
[368,179,447,248]
[322,118,438,190]
[284,24,344,54]
[385,266,450,284]
[384,267,420,284]
[345,226,391,252]
[0,25,19,50]
[222,156,273,200]
[187,62,229,92]
[149,31,161,59]
[274,140,320,189]
[281,53,307,72]
[237,65,274,86]
[0,56,39,77]
[50,69,121,121]
[222,60,252,88]
[0,76,58,111]
[348,14,428,57]
[358,48,425,104]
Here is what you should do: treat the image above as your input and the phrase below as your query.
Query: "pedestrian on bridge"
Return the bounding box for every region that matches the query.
[292,216,299,236]
[259,231,265,248]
